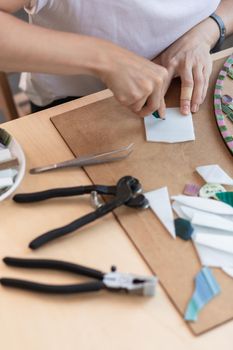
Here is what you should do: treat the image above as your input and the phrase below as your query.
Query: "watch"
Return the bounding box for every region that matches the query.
[209,13,226,53]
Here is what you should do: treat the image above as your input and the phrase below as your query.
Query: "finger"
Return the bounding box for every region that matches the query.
[201,66,211,103]
[129,95,149,114]
[191,65,204,113]
[138,89,163,117]
[163,65,176,95]
[180,67,194,116]
[137,72,170,118]
[158,98,166,119]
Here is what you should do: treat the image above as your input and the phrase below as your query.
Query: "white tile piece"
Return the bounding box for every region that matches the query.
[0,177,13,189]
[144,108,195,143]
[171,195,233,215]
[195,233,233,255]
[192,225,233,239]
[172,201,189,219]
[222,267,233,278]
[180,205,205,220]
[196,164,233,185]
[0,169,17,179]
[173,202,233,223]
[194,241,233,267]
[145,187,176,239]
[192,211,233,233]
[0,149,12,162]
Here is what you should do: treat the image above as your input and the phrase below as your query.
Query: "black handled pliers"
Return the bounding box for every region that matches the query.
[0,257,157,297]
[13,176,149,250]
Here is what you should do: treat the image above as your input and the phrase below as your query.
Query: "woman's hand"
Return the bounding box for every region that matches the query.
[98,43,168,117]
[153,13,225,116]
[155,32,213,115]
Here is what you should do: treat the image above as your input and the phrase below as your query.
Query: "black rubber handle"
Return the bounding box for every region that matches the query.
[13,185,116,203]
[3,257,104,280]
[13,186,96,202]
[0,278,105,294]
[29,197,124,250]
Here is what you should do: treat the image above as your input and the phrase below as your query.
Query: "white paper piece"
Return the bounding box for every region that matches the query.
[145,187,176,238]
[222,267,233,278]
[144,108,195,143]
[194,242,233,268]
[196,164,233,185]
[195,233,233,255]
[171,195,233,215]
[0,149,12,162]
[192,211,233,233]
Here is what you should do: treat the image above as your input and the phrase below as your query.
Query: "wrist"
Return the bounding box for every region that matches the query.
[70,36,111,78]
[191,17,220,50]
[209,13,226,53]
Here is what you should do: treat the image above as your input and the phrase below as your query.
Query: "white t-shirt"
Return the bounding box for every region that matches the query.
[20,0,221,105]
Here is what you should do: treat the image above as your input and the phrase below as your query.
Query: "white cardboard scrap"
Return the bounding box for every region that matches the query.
[144,108,195,143]
[196,164,233,185]
[145,187,176,239]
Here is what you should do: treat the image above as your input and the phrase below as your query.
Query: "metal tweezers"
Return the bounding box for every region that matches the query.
[1,257,157,297]
[30,143,134,174]
[13,176,149,250]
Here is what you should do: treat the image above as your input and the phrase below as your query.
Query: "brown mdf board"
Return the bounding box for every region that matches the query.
[51,57,233,335]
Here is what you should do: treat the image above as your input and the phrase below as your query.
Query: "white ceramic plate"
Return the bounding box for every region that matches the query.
[0,136,26,201]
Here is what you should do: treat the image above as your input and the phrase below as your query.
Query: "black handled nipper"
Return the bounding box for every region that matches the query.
[13,176,149,250]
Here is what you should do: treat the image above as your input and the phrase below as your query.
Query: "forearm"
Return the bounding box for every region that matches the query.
[179,0,233,50]
[215,0,233,36]
[0,8,169,117]
[0,10,109,76]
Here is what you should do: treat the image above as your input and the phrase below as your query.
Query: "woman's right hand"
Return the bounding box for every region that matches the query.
[97,43,168,117]
[0,6,167,118]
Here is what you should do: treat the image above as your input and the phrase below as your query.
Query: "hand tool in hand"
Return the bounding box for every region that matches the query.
[13,176,149,250]
[0,257,157,297]
[30,143,133,174]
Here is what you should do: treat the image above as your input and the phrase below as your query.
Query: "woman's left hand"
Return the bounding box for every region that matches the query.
[154,31,213,115]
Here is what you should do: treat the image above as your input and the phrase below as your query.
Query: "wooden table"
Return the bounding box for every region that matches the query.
[1,48,233,350]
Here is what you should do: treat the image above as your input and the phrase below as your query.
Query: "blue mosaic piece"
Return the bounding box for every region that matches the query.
[185,267,221,322]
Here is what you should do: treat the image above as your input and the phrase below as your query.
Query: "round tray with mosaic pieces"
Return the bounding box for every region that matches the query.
[214,54,233,155]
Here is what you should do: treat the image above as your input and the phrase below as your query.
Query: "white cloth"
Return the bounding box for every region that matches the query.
[20,0,220,105]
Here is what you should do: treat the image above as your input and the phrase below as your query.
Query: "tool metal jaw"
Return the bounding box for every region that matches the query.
[103,271,157,297]
[13,176,149,249]
[0,257,157,298]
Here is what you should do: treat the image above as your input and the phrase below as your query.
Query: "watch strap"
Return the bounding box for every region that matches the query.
[210,13,226,53]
